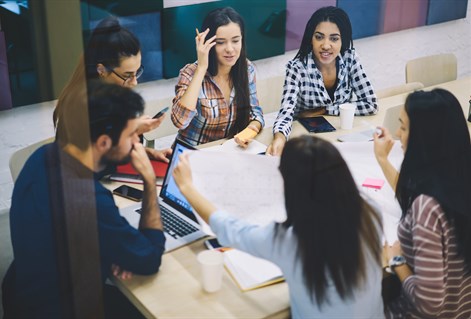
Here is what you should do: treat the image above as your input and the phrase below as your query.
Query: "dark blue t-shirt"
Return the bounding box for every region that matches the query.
[5,143,165,318]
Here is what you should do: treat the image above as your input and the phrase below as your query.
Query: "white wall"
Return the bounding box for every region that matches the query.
[137,3,470,101]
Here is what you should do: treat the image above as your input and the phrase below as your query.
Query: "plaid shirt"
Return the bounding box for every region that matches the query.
[273,49,377,138]
[172,61,264,146]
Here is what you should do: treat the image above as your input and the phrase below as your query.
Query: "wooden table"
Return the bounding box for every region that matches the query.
[102,178,290,319]
[110,75,470,319]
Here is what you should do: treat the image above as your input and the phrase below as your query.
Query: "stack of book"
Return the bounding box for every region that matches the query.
[109,160,169,185]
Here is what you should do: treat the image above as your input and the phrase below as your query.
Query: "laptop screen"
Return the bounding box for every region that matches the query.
[159,139,197,221]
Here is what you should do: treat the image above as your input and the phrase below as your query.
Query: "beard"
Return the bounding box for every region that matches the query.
[100,149,132,167]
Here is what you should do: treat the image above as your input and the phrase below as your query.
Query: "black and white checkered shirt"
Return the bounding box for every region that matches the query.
[273,49,378,138]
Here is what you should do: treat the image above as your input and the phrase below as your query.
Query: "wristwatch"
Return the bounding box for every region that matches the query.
[386,255,407,274]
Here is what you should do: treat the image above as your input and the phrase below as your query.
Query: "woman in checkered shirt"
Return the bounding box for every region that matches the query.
[171,7,264,147]
[267,6,377,156]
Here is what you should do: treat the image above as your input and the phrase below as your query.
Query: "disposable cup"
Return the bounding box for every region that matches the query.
[197,250,224,293]
[339,103,356,129]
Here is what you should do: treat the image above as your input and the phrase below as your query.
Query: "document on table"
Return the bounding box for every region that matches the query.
[186,150,286,225]
[333,141,404,243]
[202,138,267,155]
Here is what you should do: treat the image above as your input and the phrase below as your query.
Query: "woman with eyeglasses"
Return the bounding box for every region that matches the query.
[54,16,171,162]
[171,7,264,147]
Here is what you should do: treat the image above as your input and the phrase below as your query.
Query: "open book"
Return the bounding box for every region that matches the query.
[224,249,284,291]
[109,160,168,185]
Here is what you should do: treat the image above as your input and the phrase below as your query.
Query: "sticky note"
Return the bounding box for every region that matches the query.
[362,178,385,190]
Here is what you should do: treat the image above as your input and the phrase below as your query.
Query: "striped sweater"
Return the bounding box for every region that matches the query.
[386,195,471,318]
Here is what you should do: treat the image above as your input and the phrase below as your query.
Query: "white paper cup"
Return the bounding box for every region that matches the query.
[197,250,224,293]
[339,103,356,130]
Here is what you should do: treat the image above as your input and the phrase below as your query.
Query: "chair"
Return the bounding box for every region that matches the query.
[405,53,457,87]
[9,137,54,182]
[376,82,424,99]
[256,75,285,114]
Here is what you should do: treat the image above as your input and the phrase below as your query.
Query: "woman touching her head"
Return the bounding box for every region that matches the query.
[374,89,471,318]
[173,135,384,318]
[267,6,377,156]
[171,7,264,147]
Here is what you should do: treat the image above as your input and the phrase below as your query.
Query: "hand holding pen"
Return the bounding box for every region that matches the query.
[195,28,217,70]
[374,127,383,138]
[373,126,395,162]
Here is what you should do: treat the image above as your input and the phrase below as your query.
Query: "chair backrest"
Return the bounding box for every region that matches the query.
[376,82,424,99]
[9,137,54,182]
[405,53,457,87]
[256,75,284,114]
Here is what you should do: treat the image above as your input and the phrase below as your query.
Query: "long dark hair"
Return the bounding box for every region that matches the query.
[295,6,353,64]
[84,16,140,79]
[396,89,471,270]
[202,7,250,136]
[278,136,382,306]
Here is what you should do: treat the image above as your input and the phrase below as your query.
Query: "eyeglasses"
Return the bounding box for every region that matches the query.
[107,65,144,85]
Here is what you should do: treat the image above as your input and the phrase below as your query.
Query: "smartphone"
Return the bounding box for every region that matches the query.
[152,107,169,119]
[112,185,143,202]
[204,238,223,250]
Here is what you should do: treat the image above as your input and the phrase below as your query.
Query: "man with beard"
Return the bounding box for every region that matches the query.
[2,81,165,318]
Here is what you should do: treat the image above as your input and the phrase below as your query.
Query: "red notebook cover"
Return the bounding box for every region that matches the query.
[116,160,168,178]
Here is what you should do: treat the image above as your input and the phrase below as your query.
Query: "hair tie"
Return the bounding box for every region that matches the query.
[94,23,121,34]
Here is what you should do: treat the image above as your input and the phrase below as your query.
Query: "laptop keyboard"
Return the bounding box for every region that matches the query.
[135,206,198,239]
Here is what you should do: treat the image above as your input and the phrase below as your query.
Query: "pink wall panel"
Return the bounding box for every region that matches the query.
[382,0,428,34]
[285,0,336,52]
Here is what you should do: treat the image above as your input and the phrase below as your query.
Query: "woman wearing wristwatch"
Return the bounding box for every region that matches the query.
[374,89,471,318]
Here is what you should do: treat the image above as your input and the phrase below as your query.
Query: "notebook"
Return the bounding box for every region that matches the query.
[337,104,403,142]
[119,139,208,252]
[224,249,284,291]
[110,161,169,185]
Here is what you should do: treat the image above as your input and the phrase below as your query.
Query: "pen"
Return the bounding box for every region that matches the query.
[375,127,383,138]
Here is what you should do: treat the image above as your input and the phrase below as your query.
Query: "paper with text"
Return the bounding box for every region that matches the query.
[202,138,267,155]
[187,151,286,225]
[333,141,403,243]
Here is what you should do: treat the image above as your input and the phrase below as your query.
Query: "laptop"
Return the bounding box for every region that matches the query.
[119,139,208,252]
[337,104,402,142]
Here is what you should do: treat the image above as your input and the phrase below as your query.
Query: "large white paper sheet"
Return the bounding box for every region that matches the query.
[187,151,286,225]
[187,140,404,244]
[333,141,404,243]
[201,138,267,155]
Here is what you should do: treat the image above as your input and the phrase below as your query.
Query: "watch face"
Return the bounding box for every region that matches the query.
[392,256,406,264]
[389,255,407,269]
